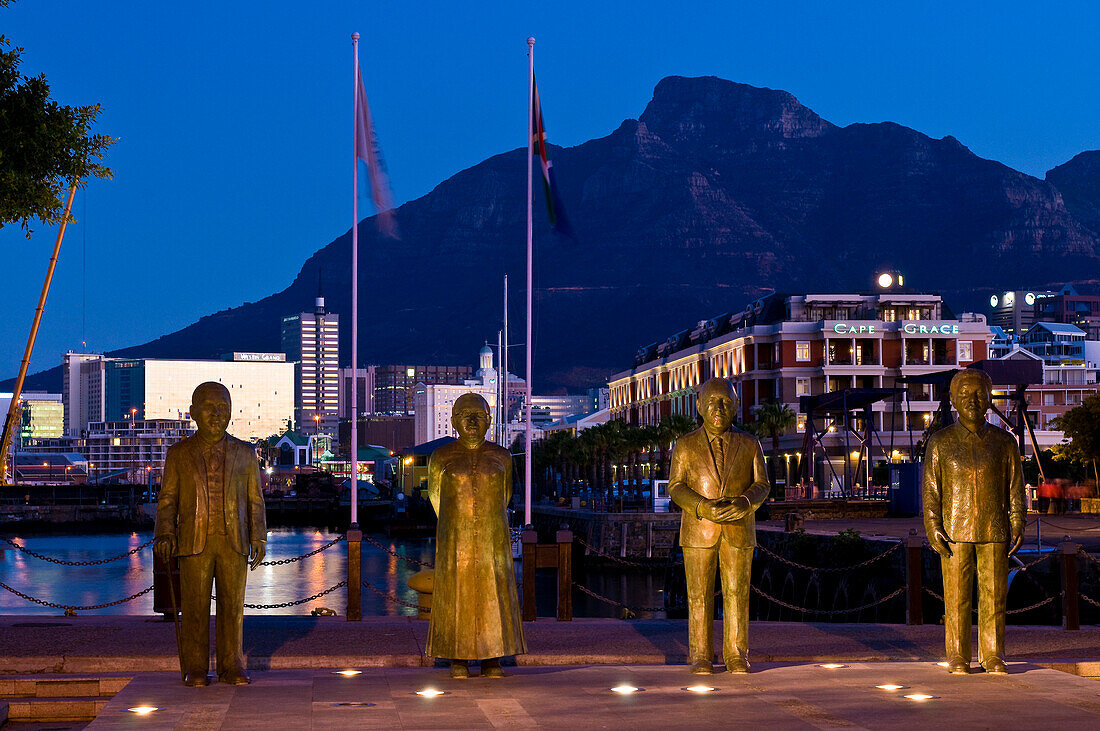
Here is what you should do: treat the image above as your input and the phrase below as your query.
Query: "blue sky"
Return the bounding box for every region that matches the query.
[1,0,1097,379]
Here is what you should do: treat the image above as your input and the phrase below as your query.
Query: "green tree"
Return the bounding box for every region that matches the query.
[655,413,697,478]
[1051,394,1100,484]
[751,401,798,493]
[0,29,113,234]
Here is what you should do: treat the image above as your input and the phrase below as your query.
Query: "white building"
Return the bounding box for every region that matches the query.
[413,346,500,445]
[61,352,294,441]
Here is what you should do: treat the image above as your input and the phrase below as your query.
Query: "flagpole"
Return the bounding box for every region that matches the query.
[503,273,508,447]
[524,36,535,527]
[350,32,360,527]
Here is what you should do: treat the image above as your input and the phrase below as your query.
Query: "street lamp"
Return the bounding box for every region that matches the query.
[90,462,96,486]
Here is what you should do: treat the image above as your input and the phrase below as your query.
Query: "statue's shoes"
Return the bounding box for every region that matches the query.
[450,662,470,679]
[481,661,506,679]
[981,658,1009,675]
[690,660,715,675]
[726,657,751,675]
[947,658,971,675]
[218,671,251,685]
[183,672,210,687]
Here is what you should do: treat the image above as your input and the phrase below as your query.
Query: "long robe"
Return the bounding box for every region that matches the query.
[426,439,526,660]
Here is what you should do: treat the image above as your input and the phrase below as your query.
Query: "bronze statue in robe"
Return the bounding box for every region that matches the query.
[154,382,267,686]
[427,393,525,678]
[923,369,1025,675]
[668,377,769,674]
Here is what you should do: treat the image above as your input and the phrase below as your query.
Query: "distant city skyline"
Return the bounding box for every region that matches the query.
[1,0,1097,378]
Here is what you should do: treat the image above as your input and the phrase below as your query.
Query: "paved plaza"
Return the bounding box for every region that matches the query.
[85,662,1100,729]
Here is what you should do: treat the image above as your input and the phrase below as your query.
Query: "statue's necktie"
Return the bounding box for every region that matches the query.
[714,437,725,474]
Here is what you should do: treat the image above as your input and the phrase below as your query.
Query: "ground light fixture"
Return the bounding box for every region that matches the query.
[610,685,643,694]
[875,684,908,691]
[903,693,938,701]
[333,670,362,676]
[818,663,848,669]
[683,685,717,693]
[415,689,447,697]
[126,707,159,715]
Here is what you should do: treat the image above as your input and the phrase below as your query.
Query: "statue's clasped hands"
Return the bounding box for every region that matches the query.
[698,496,751,523]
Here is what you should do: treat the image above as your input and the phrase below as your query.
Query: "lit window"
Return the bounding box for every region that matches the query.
[958,341,973,362]
[796,378,811,396]
[795,342,810,361]
[797,414,806,432]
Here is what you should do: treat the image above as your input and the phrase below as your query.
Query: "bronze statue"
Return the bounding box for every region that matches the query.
[154,382,267,686]
[923,369,1025,675]
[669,377,769,674]
[426,393,525,678]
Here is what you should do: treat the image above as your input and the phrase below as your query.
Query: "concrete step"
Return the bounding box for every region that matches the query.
[4,696,110,722]
[0,676,130,698]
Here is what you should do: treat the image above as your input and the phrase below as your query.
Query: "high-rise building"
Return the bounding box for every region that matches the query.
[0,392,64,449]
[373,364,472,415]
[61,353,293,441]
[338,366,374,419]
[988,289,1056,335]
[281,295,339,435]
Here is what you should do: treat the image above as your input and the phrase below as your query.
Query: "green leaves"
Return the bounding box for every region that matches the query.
[0,34,113,235]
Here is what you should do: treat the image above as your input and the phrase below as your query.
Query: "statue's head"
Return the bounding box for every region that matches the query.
[949,369,993,425]
[696,377,738,435]
[191,381,232,442]
[451,392,491,444]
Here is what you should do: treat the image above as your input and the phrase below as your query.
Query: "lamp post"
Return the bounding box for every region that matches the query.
[90,462,96,486]
[43,460,50,484]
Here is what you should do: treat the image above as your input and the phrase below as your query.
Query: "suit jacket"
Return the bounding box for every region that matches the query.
[154,433,266,557]
[922,421,1025,544]
[668,426,770,548]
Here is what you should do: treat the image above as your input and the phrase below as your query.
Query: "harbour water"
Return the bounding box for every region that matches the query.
[0,527,666,617]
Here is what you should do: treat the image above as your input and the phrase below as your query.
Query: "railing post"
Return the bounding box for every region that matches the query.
[906,530,923,625]
[346,527,362,621]
[1061,537,1079,631]
[556,528,573,621]
[522,530,538,621]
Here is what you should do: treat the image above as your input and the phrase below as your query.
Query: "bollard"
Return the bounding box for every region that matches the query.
[556,529,573,621]
[522,529,538,621]
[1060,537,1079,631]
[346,526,362,621]
[407,569,434,620]
[905,529,923,625]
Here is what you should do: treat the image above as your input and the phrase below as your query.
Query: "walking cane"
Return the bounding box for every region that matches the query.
[165,554,185,683]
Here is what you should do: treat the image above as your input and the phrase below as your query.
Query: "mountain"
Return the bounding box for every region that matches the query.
[9,76,1100,394]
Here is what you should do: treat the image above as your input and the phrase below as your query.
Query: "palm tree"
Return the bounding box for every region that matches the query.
[656,414,697,478]
[752,401,798,496]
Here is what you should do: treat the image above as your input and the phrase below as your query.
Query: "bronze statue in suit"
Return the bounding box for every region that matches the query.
[669,377,769,674]
[923,369,1025,675]
[154,382,267,686]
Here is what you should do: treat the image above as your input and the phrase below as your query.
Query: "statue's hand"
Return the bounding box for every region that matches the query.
[715,496,751,523]
[697,499,724,523]
[154,536,176,563]
[929,527,953,558]
[249,541,266,571]
[1008,520,1025,556]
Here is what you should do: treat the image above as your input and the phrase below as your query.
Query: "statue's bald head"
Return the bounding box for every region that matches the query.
[697,377,737,406]
[452,392,490,418]
[949,369,992,402]
[192,381,231,408]
[696,377,738,435]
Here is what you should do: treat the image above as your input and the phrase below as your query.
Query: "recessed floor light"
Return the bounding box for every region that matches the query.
[610,685,643,694]
[818,663,848,669]
[683,685,716,693]
[331,701,375,707]
[904,693,937,701]
[127,706,159,715]
[415,689,447,697]
[333,670,362,676]
[875,684,908,691]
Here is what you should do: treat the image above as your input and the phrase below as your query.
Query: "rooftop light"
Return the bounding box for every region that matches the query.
[877,273,894,288]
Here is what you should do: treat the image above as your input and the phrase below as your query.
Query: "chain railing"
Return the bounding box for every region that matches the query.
[359,534,434,568]
[575,536,661,568]
[573,581,664,617]
[922,586,1059,615]
[240,581,348,610]
[0,580,154,611]
[752,584,907,616]
[754,542,902,574]
[258,535,345,566]
[361,579,428,613]
[2,537,156,566]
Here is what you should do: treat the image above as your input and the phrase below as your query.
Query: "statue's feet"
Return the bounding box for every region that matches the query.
[481,659,506,678]
[690,660,714,675]
[183,672,210,687]
[726,656,751,675]
[981,658,1008,675]
[218,670,251,685]
[946,657,970,675]
[450,661,470,679]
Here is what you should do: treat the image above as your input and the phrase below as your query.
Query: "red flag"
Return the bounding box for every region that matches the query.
[355,64,397,238]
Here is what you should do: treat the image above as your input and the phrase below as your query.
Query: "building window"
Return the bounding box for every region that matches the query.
[796,378,810,396]
[796,414,806,432]
[796,342,810,361]
[1041,392,1055,406]
[958,341,973,362]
